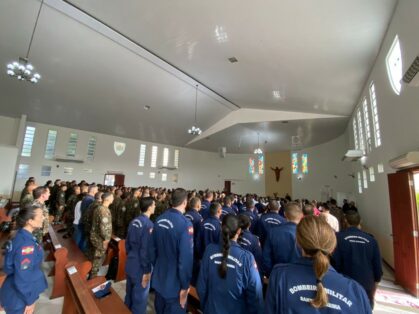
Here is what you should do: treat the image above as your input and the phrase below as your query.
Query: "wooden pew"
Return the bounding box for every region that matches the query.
[63,265,130,314]
[104,235,126,282]
[47,224,90,299]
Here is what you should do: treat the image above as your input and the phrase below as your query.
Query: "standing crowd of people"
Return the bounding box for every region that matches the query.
[0,177,383,314]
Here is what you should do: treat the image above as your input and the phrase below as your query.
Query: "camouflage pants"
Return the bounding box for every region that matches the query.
[90,248,106,276]
[55,206,64,222]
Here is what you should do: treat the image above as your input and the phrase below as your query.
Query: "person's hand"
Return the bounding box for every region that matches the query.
[24,303,35,314]
[141,273,151,288]
[179,288,189,309]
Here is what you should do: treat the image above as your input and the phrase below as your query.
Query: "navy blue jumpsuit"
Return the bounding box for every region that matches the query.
[197,242,264,314]
[263,221,301,277]
[238,229,263,274]
[125,215,154,314]
[200,200,211,220]
[265,257,372,313]
[332,227,383,304]
[149,208,194,314]
[256,211,286,246]
[184,208,203,285]
[0,229,47,314]
[198,216,221,258]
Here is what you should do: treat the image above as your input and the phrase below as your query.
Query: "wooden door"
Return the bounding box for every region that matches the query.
[114,174,125,187]
[224,181,231,194]
[388,171,419,296]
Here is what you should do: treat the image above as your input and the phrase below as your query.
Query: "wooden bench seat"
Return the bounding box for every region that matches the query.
[104,235,126,282]
[47,224,90,299]
[62,265,130,314]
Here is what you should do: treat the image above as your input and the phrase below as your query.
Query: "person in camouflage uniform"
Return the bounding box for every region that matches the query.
[114,194,128,238]
[54,184,67,223]
[151,191,169,221]
[61,185,81,237]
[89,192,113,277]
[109,189,123,234]
[123,189,141,233]
[19,178,35,203]
[20,183,37,208]
[32,187,50,243]
[83,192,103,258]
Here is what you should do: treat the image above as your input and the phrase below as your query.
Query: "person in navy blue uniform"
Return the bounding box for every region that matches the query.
[184,196,203,285]
[0,205,48,314]
[263,202,303,277]
[198,202,222,258]
[221,196,235,219]
[199,191,213,220]
[78,184,98,251]
[240,199,259,233]
[149,188,193,314]
[125,197,155,314]
[197,214,264,314]
[237,214,263,274]
[332,211,383,308]
[256,199,286,246]
[265,215,371,314]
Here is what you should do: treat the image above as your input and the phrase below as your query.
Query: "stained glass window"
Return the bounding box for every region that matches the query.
[292,153,299,174]
[302,153,308,174]
[249,158,255,174]
[258,155,264,174]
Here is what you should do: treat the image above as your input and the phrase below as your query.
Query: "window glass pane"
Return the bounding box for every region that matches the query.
[163,148,169,167]
[139,144,146,167]
[162,173,167,181]
[44,130,57,159]
[369,82,382,147]
[137,171,144,176]
[17,164,29,179]
[352,119,359,150]
[369,167,375,182]
[362,99,372,152]
[63,167,73,175]
[386,35,402,95]
[292,153,299,174]
[249,158,255,174]
[363,169,368,189]
[149,172,156,179]
[174,149,180,168]
[377,163,384,173]
[357,172,362,194]
[41,165,51,177]
[86,137,97,161]
[21,126,36,157]
[66,133,78,157]
[151,146,158,168]
[357,109,365,153]
[258,155,264,174]
[302,154,308,174]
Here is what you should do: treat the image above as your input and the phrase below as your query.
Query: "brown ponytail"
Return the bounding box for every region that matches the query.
[296,216,336,308]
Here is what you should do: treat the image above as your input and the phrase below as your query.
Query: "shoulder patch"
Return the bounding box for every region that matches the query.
[149,228,153,234]
[22,246,34,255]
[5,240,12,252]
[20,258,31,270]
[188,226,194,235]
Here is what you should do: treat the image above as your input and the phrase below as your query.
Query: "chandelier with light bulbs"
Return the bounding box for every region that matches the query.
[6,0,44,84]
[254,132,263,154]
[188,84,202,135]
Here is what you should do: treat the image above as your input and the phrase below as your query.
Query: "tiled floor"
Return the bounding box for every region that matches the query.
[1,257,418,313]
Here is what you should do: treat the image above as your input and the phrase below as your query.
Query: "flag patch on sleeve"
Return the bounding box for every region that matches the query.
[188,227,194,235]
[22,246,34,255]
[20,258,31,270]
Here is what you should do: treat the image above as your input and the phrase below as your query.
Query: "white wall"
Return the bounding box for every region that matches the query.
[345,0,419,267]
[0,115,19,146]
[0,145,18,198]
[291,133,354,203]
[12,118,265,198]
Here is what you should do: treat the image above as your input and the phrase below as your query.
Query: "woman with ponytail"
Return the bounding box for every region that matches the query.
[0,205,48,314]
[197,214,263,314]
[265,215,371,313]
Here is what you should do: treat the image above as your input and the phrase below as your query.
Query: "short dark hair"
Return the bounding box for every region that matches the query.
[171,188,188,207]
[303,204,314,216]
[345,210,361,226]
[209,202,221,217]
[189,197,201,209]
[268,199,280,212]
[101,192,113,202]
[140,197,155,213]
[238,213,251,230]
[33,186,48,199]
[245,198,254,209]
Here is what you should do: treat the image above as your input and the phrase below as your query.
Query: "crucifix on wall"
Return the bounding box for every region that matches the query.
[271,166,284,182]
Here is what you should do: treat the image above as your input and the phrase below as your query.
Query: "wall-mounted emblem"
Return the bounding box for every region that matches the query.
[114,142,126,157]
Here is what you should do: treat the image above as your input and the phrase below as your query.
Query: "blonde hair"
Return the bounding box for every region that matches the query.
[296,215,336,308]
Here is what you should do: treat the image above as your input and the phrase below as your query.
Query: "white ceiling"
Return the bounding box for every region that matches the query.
[0,0,397,152]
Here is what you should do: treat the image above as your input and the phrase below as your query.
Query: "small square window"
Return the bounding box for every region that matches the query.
[162,173,167,181]
[41,165,52,177]
[137,171,144,176]
[17,164,29,179]
[377,163,384,173]
[149,172,156,179]
[63,167,73,175]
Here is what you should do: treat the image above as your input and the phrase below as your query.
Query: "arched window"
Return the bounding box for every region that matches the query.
[386,35,402,95]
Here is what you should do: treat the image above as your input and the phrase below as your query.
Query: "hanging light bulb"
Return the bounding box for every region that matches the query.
[6,0,44,84]
[188,84,202,135]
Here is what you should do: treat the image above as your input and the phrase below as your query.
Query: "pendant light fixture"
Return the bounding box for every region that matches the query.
[254,132,263,155]
[6,0,44,84]
[188,84,202,135]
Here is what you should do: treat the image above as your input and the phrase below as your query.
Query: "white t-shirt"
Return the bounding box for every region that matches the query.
[73,200,82,225]
[324,212,339,232]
